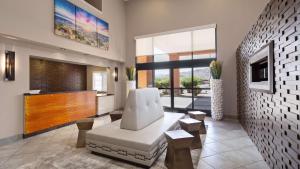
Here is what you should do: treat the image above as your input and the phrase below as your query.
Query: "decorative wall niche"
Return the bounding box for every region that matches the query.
[249,41,274,93]
[84,0,102,12]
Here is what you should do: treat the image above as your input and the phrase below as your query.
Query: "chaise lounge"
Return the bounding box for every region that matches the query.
[86,88,185,166]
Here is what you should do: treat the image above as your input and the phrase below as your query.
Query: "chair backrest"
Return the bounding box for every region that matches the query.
[120,88,164,131]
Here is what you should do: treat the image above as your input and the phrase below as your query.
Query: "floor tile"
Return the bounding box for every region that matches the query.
[204,142,233,153]
[202,154,239,169]
[200,146,218,158]
[0,147,18,159]
[240,146,264,161]
[0,156,9,168]
[197,159,214,169]
[242,160,270,169]
[0,116,270,169]
[221,137,254,150]
[219,150,260,167]
[1,153,39,169]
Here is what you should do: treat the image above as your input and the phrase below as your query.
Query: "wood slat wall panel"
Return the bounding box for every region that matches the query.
[30,58,87,92]
[236,0,300,168]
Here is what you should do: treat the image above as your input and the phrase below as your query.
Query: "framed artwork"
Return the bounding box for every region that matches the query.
[54,0,109,50]
[54,0,76,40]
[97,18,109,50]
[75,7,97,47]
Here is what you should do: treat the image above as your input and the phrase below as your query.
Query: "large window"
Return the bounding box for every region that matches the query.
[93,72,107,92]
[136,25,216,113]
[136,26,216,63]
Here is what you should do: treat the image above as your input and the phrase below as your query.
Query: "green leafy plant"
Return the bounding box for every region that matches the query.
[210,60,222,79]
[181,77,202,88]
[155,77,170,88]
[126,66,136,81]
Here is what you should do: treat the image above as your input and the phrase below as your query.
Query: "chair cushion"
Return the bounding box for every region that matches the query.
[86,112,185,152]
[120,88,164,131]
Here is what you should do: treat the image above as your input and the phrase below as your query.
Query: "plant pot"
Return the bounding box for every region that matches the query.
[210,79,224,120]
[126,81,136,97]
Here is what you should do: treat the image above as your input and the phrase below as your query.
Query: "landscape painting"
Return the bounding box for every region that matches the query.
[97,18,109,50]
[54,0,76,40]
[75,7,97,47]
[54,0,109,50]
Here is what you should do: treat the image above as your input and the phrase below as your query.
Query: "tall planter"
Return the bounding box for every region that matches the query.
[210,79,224,120]
[126,66,136,97]
[126,80,136,97]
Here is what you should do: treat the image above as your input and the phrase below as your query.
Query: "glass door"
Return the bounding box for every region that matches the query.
[193,67,211,111]
[137,67,211,112]
[173,68,193,110]
[153,69,171,109]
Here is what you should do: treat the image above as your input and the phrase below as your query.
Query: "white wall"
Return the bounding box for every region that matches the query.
[0,0,126,140]
[125,0,269,117]
[0,0,126,62]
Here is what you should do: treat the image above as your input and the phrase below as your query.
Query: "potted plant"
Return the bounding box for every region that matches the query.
[126,66,136,97]
[210,60,223,120]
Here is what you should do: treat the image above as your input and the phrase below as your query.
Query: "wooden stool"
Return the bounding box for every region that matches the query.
[76,118,94,148]
[109,110,123,122]
[188,111,207,134]
[179,118,202,149]
[164,130,194,169]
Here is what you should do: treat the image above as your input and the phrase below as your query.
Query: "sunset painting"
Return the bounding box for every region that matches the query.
[97,18,109,50]
[75,7,97,47]
[54,0,109,50]
[54,0,76,40]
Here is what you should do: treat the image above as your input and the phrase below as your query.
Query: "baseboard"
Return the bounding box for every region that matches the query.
[223,114,239,120]
[0,134,23,146]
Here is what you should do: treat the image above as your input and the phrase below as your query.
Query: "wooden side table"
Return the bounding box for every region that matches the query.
[179,118,202,149]
[109,110,123,122]
[76,118,94,148]
[188,111,207,134]
[164,130,194,169]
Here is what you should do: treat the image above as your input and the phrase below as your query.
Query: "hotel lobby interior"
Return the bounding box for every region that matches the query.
[0,0,299,169]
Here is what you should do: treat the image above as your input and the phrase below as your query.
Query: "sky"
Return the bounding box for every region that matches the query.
[55,0,75,23]
[76,7,97,32]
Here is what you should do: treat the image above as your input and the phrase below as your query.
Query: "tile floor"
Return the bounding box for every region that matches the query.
[0,115,270,169]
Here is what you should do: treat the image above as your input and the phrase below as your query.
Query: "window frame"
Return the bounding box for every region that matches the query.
[135,24,217,113]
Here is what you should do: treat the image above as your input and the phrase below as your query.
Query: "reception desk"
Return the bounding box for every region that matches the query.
[24,91,97,136]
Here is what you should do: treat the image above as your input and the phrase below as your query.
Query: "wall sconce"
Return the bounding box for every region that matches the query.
[5,51,15,81]
[114,67,118,82]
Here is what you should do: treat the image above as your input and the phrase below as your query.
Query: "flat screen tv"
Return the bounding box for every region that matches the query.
[249,41,274,93]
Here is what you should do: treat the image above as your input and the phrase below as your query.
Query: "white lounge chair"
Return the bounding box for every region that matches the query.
[86,88,185,166]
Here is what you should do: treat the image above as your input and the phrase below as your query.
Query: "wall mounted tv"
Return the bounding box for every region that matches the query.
[54,0,109,50]
[249,41,274,93]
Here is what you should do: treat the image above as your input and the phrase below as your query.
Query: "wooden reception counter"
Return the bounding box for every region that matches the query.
[24,91,97,137]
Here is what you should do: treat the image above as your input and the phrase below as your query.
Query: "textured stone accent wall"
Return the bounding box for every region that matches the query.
[236,0,300,169]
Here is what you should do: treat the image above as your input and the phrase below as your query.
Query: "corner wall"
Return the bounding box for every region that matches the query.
[237,0,300,168]
[125,0,269,117]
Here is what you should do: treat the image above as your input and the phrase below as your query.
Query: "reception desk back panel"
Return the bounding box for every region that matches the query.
[24,91,96,135]
[30,58,87,93]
